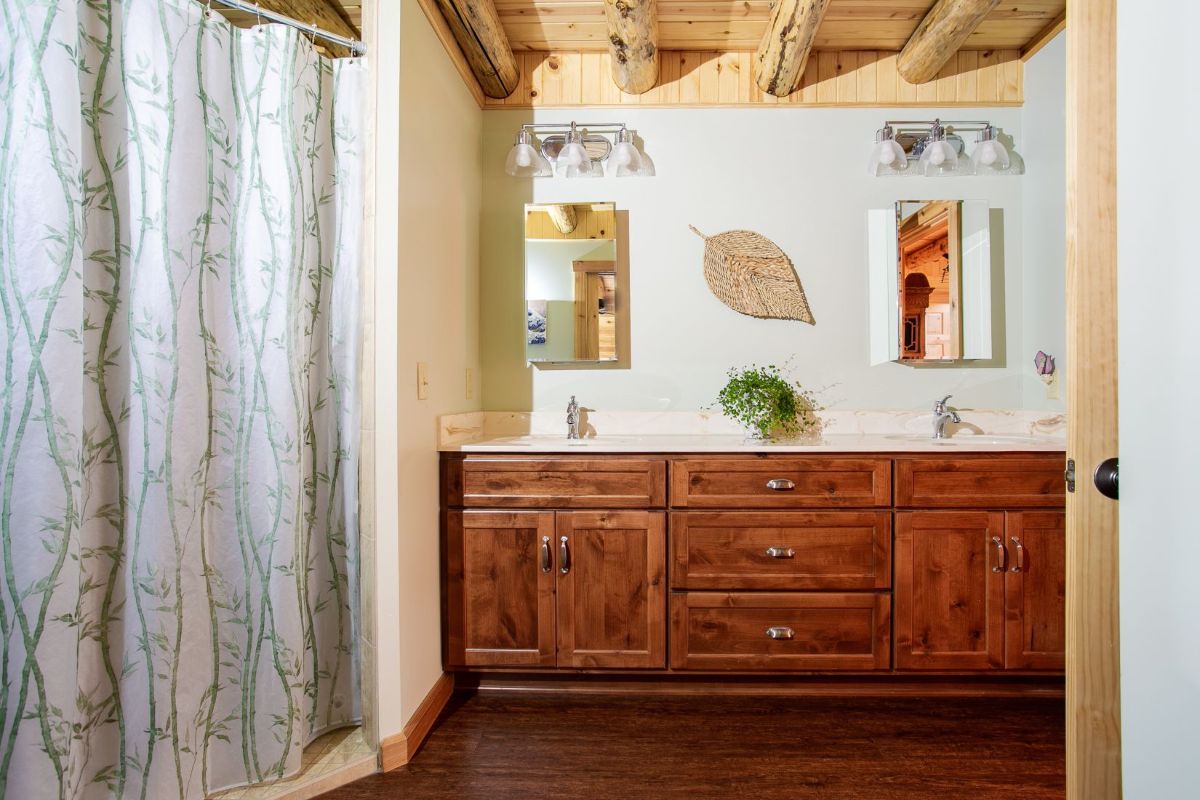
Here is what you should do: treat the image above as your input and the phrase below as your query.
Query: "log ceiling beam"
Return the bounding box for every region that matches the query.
[897,0,1002,85]
[753,0,832,98]
[433,0,521,99]
[546,205,578,235]
[602,0,659,95]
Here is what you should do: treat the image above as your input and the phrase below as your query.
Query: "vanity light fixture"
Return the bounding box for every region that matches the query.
[504,121,652,178]
[868,118,1020,177]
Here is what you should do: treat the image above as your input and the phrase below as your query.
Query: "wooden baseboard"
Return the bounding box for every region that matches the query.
[380,673,455,771]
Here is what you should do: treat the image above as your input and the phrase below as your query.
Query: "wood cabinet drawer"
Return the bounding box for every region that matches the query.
[670,512,892,590]
[895,454,1065,508]
[669,592,891,671]
[444,456,667,508]
[669,457,891,508]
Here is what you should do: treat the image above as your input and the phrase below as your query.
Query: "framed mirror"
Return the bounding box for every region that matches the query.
[868,199,992,365]
[524,202,619,365]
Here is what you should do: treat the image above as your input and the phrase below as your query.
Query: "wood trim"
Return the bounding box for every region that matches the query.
[572,259,616,273]
[1065,0,1121,796]
[380,673,456,770]
[413,0,487,108]
[483,49,1023,108]
[1021,10,1066,62]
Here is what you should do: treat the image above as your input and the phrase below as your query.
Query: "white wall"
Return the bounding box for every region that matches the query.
[480,105,1066,414]
[1020,34,1067,406]
[1118,3,1200,796]
[369,0,482,742]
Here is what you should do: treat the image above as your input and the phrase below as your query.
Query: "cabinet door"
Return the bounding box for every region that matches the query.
[556,511,666,669]
[1005,511,1066,670]
[446,511,556,668]
[895,511,1006,670]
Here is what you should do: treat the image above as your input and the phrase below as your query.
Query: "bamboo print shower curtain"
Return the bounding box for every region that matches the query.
[0,1,363,797]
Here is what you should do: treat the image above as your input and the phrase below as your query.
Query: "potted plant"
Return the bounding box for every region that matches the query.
[715,364,821,441]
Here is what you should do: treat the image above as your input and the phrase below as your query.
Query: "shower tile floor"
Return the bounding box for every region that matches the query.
[210,726,377,800]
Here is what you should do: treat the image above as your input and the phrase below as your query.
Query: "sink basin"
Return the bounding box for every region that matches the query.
[883,433,1046,446]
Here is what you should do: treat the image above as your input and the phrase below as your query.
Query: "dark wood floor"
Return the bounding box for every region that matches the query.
[319,692,1064,799]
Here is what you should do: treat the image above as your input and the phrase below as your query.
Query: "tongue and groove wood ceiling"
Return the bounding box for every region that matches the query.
[225,1,1065,108]
[487,1,1063,52]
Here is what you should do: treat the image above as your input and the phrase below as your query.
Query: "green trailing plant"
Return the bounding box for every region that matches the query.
[715,364,821,440]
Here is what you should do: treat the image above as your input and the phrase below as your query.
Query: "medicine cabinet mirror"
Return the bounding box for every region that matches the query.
[524,202,619,365]
[867,199,992,365]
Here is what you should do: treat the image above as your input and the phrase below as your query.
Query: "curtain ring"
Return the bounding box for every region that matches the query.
[254,2,262,26]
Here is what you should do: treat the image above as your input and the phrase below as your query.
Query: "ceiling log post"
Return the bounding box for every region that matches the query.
[897,0,1001,84]
[603,0,660,95]
[753,0,832,98]
[433,0,521,98]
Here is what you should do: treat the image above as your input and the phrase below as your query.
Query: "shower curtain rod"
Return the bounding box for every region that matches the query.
[207,0,367,56]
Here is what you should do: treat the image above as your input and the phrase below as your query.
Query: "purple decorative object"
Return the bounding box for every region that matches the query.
[1034,351,1056,376]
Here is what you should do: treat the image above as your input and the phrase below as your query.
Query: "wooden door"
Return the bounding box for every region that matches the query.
[556,511,666,668]
[1067,0,1121,796]
[1005,512,1066,670]
[894,511,1005,671]
[446,511,556,667]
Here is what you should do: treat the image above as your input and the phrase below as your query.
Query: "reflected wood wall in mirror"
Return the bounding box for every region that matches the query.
[525,203,620,365]
[867,199,992,366]
[898,200,962,361]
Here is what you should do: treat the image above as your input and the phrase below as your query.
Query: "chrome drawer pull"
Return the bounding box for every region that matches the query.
[766,626,795,640]
[992,535,1006,573]
[541,536,551,573]
[766,479,795,491]
[765,546,796,559]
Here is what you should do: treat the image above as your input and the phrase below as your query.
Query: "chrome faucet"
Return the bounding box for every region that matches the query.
[932,394,961,439]
[566,395,580,440]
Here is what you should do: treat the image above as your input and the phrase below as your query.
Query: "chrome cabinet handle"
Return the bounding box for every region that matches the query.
[1010,537,1024,573]
[766,479,795,491]
[991,535,1006,573]
[765,546,796,559]
[559,536,571,575]
[766,626,795,640]
[541,536,551,573]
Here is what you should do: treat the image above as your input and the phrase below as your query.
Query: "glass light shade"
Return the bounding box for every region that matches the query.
[504,141,552,177]
[919,139,962,176]
[868,139,909,176]
[610,140,642,171]
[564,158,603,178]
[617,149,654,177]
[559,140,588,167]
[970,137,1012,175]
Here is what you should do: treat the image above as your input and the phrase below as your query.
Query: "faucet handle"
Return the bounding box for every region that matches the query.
[934,394,953,412]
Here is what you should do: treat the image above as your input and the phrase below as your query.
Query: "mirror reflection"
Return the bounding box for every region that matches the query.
[525,202,619,364]
[867,199,992,365]
[897,200,961,360]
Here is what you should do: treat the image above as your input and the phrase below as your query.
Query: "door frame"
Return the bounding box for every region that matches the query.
[1065,1,1121,798]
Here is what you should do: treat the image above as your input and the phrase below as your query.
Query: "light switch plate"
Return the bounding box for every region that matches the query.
[416,362,429,400]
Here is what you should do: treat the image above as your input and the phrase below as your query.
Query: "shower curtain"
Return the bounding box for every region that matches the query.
[0,1,363,797]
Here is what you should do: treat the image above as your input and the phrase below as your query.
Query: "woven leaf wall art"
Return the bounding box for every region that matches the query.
[688,225,815,324]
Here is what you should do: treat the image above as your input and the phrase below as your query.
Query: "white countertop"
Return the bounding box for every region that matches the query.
[441,432,1066,454]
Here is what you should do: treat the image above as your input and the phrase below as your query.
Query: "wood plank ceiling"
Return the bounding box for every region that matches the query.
[491,1,1062,52]
[220,1,1065,108]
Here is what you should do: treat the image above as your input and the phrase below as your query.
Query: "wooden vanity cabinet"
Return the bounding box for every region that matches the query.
[444,458,668,670]
[443,451,1065,681]
[893,510,1065,671]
